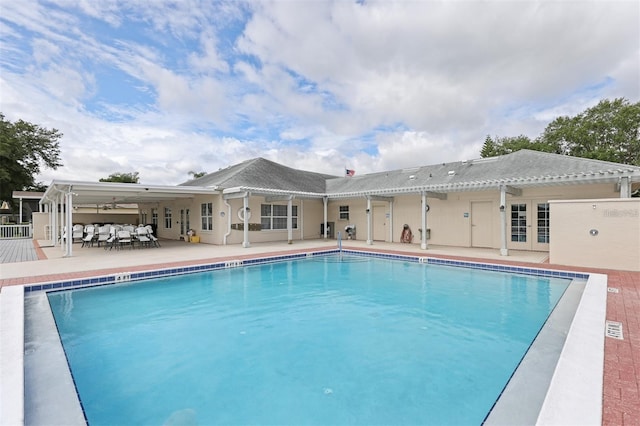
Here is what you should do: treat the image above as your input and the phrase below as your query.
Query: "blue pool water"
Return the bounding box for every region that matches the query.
[48,255,570,425]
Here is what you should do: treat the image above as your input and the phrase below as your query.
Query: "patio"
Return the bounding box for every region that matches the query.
[0,238,638,424]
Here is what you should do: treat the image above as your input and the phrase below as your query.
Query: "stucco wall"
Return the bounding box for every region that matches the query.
[549,198,640,271]
[32,212,49,240]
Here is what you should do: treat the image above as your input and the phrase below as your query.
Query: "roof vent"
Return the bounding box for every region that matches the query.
[448,170,455,176]
[409,175,416,180]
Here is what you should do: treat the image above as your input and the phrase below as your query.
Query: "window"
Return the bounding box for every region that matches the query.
[339,205,349,220]
[510,204,526,242]
[152,208,158,226]
[164,207,172,229]
[201,202,213,231]
[537,203,550,243]
[261,204,298,230]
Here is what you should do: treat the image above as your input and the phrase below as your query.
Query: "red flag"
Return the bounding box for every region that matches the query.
[345,168,355,177]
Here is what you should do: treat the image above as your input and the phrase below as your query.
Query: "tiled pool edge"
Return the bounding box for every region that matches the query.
[17,249,603,425]
[24,249,590,293]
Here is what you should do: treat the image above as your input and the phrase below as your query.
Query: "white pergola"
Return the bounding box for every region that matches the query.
[40,180,218,257]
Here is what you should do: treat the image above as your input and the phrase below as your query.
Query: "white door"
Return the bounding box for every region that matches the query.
[373,205,386,241]
[471,201,493,248]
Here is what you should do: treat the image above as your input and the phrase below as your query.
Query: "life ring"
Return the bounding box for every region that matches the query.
[237,207,251,221]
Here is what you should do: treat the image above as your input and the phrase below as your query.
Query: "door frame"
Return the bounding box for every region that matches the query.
[507,200,550,251]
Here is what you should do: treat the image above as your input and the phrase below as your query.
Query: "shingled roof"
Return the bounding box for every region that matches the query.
[325,149,640,197]
[180,157,337,194]
[180,150,640,198]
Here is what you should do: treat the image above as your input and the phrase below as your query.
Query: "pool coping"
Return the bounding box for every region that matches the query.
[11,249,606,425]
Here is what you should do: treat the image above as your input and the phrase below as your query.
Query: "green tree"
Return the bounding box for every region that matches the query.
[480,134,558,157]
[99,172,140,183]
[0,113,62,206]
[540,98,640,165]
[481,98,640,165]
[480,135,498,157]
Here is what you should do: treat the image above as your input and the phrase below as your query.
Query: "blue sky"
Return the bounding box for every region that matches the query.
[1,0,638,185]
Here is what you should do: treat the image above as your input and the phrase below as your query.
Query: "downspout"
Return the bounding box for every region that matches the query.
[500,185,508,256]
[223,198,231,245]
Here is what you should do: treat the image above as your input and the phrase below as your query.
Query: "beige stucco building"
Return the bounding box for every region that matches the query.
[37,150,640,270]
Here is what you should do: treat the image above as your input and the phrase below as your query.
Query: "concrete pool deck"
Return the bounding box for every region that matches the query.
[1,238,639,424]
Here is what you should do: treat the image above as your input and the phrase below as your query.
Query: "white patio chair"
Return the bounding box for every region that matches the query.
[135,226,152,248]
[81,225,96,247]
[104,226,117,251]
[116,230,133,250]
[96,226,110,247]
[145,225,161,247]
[72,224,84,242]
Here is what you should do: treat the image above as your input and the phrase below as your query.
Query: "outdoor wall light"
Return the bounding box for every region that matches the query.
[590,229,599,236]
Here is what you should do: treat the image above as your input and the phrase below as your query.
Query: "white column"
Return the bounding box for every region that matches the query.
[49,202,54,243]
[64,190,73,257]
[242,194,250,248]
[287,197,293,244]
[389,200,394,242]
[18,197,23,224]
[500,185,508,256]
[56,193,62,250]
[620,177,631,198]
[366,197,372,245]
[421,193,428,250]
[323,197,328,239]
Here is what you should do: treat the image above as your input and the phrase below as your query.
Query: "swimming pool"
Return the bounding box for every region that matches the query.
[47,254,572,425]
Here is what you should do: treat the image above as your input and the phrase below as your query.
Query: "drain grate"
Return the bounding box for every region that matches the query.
[605,321,624,340]
[607,287,620,293]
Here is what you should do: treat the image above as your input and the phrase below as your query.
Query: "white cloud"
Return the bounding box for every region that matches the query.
[0,0,638,188]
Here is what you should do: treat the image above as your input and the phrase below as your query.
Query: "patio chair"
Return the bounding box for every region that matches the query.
[104,227,117,251]
[81,225,96,247]
[145,225,161,247]
[116,230,133,250]
[72,224,84,243]
[96,225,110,247]
[134,226,152,248]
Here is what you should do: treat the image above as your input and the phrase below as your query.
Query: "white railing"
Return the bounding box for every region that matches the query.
[0,224,32,239]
